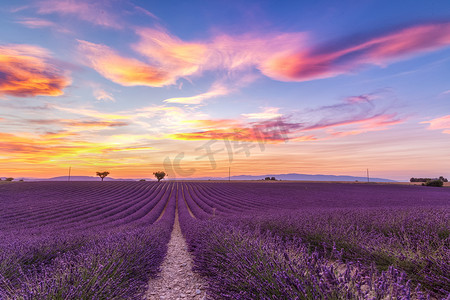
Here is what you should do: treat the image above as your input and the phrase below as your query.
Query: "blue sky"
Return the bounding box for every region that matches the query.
[0,0,449,180]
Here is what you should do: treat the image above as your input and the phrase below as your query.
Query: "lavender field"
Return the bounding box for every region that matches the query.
[0,181,449,299]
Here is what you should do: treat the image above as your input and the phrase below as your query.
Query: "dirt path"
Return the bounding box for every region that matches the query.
[144,212,207,300]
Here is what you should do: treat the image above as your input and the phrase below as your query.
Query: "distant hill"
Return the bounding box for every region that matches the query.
[28,176,135,182]
[20,173,396,182]
[189,173,396,182]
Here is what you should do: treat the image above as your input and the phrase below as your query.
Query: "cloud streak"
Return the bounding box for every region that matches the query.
[164,82,230,104]
[169,93,405,142]
[76,21,450,94]
[263,22,450,81]
[0,44,70,97]
[421,115,450,134]
[35,0,123,29]
[78,40,171,87]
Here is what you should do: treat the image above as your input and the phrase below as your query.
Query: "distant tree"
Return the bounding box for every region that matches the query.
[96,171,110,182]
[411,176,448,183]
[271,177,276,181]
[265,177,271,181]
[425,180,444,187]
[139,179,146,182]
[153,171,167,182]
[5,177,14,181]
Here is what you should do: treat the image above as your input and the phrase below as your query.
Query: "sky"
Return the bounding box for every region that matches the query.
[0,0,449,181]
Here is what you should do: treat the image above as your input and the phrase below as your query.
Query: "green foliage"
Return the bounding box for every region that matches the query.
[153,171,166,182]
[5,177,14,182]
[425,180,444,187]
[95,171,110,182]
[411,176,448,183]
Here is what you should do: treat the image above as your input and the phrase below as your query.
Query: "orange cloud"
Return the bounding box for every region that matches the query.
[262,22,450,81]
[66,120,128,128]
[95,22,450,88]
[0,44,70,97]
[134,28,209,78]
[170,117,302,143]
[78,40,172,87]
[421,115,450,134]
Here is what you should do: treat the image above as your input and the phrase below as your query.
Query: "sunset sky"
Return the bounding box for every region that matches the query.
[1,0,449,181]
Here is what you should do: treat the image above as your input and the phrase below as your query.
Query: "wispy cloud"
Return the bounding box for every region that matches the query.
[93,87,115,102]
[242,107,282,119]
[421,115,450,134]
[439,89,450,96]
[0,44,70,97]
[76,21,450,100]
[15,17,69,32]
[35,0,123,29]
[169,92,405,142]
[262,22,450,81]
[164,82,230,104]
[78,40,171,87]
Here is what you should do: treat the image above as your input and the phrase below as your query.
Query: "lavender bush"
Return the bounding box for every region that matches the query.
[178,182,450,299]
[0,181,175,299]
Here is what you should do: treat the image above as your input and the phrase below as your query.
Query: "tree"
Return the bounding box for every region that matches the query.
[96,171,110,182]
[153,171,166,182]
[425,180,444,187]
[271,177,276,181]
[5,177,13,181]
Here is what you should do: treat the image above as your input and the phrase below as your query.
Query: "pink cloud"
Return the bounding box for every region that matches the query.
[78,22,450,90]
[130,28,305,86]
[261,22,450,81]
[421,115,450,134]
[36,0,122,29]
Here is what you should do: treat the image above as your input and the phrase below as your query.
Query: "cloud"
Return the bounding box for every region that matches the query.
[66,120,128,128]
[0,44,70,97]
[439,89,450,96]
[421,115,450,134]
[93,88,115,102]
[169,92,404,142]
[78,40,171,87]
[170,117,303,143]
[242,107,282,119]
[28,118,128,129]
[15,17,66,31]
[35,0,123,29]
[164,82,230,104]
[79,21,450,95]
[131,28,305,84]
[262,22,450,81]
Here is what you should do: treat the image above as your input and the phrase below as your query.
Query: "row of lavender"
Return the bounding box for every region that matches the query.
[179,182,450,299]
[0,181,176,299]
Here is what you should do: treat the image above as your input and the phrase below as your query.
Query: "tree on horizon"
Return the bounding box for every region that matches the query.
[96,171,110,182]
[153,171,166,182]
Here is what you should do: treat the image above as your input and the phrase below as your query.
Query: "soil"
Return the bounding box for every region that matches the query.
[144,212,207,300]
